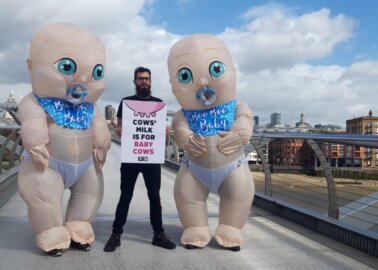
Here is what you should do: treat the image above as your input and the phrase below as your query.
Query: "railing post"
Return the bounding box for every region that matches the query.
[250,137,272,196]
[306,139,339,219]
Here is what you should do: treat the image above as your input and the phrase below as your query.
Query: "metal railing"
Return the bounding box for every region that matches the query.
[249,132,378,226]
[0,126,22,207]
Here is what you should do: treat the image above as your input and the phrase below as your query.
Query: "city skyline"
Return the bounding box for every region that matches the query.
[102,100,371,128]
[0,0,377,127]
[0,91,372,129]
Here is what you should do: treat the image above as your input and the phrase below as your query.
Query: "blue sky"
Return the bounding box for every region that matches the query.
[144,0,377,67]
[0,0,377,126]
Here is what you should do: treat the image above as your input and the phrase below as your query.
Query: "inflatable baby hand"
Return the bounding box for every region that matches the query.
[29,145,49,170]
[93,147,107,169]
[183,134,207,157]
[217,131,242,155]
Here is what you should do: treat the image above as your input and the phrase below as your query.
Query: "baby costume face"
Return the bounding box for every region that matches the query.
[168,34,236,110]
[27,23,106,104]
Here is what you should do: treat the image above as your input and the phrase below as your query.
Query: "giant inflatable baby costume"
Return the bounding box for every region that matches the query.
[18,24,111,256]
[168,34,255,251]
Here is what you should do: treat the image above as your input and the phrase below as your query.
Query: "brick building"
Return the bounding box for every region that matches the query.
[268,138,314,168]
[346,110,378,169]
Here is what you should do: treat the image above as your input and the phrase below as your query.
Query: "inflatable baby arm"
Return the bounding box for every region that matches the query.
[19,93,50,170]
[217,101,253,155]
[173,110,207,157]
[92,106,111,169]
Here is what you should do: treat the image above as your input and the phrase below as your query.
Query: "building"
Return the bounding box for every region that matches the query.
[267,112,311,167]
[247,150,260,164]
[105,105,117,124]
[6,90,17,104]
[313,124,342,131]
[270,112,281,127]
[268,138,314,168]
[253,116,259,126]
[0,91,19,156]
[268,112,314,171]
[295,112,312,129]
[1,90,18,120]
[346,110,378,169]
[0,90,18,124]
[315,141,363,169]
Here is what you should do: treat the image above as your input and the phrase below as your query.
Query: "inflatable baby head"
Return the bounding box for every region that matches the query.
[168,34,236,110]
[27,23,106,104]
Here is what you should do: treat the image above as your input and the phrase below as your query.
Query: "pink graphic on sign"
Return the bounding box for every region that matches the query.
[124,100,166,118]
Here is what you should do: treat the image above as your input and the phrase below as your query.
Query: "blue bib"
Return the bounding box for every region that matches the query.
[182,100,237,136]
[34,95,94,130]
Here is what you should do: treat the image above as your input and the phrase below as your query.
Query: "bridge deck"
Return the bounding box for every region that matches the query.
[0,143,376,270]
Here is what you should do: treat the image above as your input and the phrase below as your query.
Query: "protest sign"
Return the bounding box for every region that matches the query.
[121,100,167,163]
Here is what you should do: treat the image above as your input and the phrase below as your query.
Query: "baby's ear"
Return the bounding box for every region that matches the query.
[27,59,32,71]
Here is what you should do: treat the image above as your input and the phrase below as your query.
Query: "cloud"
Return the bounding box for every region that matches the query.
[0,0,180,107]
[0,0,150,89]
[221,6,356,72]
[237,61,378,126]
[215,4,371,126]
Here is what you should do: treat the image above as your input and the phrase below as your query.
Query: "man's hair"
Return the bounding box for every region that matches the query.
[134,66,151,80]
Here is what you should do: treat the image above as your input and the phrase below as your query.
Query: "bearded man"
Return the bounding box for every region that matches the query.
[104,67,176,252]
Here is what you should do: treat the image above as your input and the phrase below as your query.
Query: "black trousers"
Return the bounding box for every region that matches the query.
[112,163,164,234]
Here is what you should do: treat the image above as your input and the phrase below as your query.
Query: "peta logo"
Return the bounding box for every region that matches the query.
[138,157,148,161]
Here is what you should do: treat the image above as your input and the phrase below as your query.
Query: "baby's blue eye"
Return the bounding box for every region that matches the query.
[93,64,105,80]
[56,58,76,76]
[209,61,225,78]
[177,68,193,84]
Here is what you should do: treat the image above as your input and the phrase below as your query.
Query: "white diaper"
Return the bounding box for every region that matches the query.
[181,155,248,194]
[22,150,94,188]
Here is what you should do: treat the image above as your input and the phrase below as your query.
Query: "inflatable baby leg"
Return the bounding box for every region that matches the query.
[65,166,104,244]
[215,164,254,248]
[18,160,71,251]
[174,166,211,248]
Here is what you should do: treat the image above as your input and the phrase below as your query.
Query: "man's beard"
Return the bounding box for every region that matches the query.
[136,84,151,98]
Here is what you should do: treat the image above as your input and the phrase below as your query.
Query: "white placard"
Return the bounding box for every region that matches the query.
[121,100,167,163]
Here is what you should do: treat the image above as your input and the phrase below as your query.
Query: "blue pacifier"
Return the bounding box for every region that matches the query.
[195,87,216,106]
[66,83,88,104]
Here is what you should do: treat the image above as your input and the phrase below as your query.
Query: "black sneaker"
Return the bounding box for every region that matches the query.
[45,249,62,257]
[152,233,176,249]
[224,246,240,252]
[70,240,91,251]
[104,233,121,252]
[185,244,202,249]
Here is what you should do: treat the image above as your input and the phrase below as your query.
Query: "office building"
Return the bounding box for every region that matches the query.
[270,112,281,127]
[105,105,117,124]
[253,116,259,126]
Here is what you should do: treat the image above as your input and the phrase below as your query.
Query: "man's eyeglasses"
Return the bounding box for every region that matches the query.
[136,77,151,82]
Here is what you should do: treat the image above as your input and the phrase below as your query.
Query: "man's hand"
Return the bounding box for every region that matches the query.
[183,134,207,157]
[29,145,50,170]
[217,131,242,155]
[115,126,122,137]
